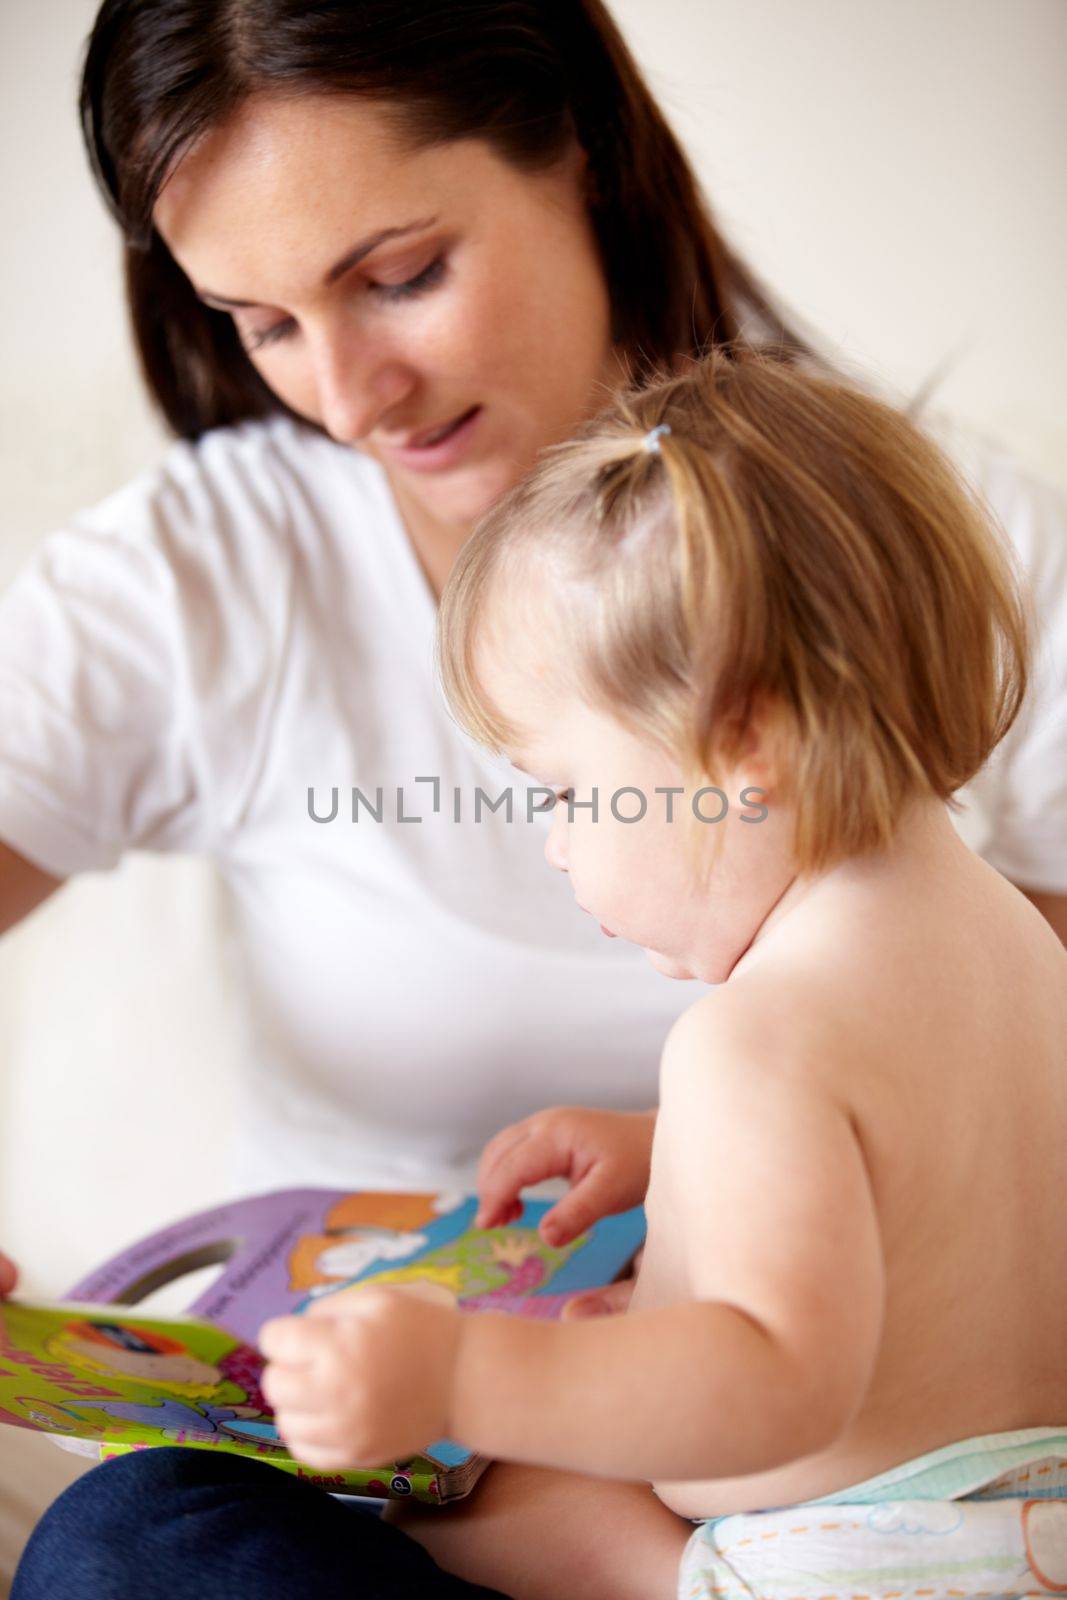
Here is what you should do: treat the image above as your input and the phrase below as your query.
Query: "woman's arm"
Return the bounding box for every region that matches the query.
[1022,888,1067,947]
[0,841,62,1295]
[0,838,61,937]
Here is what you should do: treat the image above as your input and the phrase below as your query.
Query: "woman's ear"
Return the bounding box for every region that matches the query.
[565,134,601,210]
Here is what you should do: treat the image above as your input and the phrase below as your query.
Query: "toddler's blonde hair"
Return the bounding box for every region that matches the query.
[438,354,1029,872]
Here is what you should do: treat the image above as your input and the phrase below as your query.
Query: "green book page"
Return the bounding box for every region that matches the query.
[0,1299,451,1501]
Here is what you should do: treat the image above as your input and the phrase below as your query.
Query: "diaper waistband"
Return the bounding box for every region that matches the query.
[803,1427,1067,1506]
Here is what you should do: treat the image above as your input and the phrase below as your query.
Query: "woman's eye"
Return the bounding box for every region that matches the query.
[555,788,574,805]
[237,255,447,353]
[372,255,447,302]
[242,317,296,354]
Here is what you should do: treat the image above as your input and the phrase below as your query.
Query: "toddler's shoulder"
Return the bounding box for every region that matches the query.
[660,971,856,1103]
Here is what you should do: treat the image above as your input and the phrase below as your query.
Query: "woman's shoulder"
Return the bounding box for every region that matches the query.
[920,411,1067,599]
[0,414,398,714]
[920,412,1067,894]
[78,412,391,560]
[33,412,404,651]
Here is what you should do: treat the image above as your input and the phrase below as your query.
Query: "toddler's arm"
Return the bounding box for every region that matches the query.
[448,1007,884,1479]
[263,1000,885,1484]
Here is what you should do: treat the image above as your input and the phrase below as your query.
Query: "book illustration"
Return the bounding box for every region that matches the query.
[0,1190,645,1501]
[0,1302,276,1449]
[65,1190,644,1346]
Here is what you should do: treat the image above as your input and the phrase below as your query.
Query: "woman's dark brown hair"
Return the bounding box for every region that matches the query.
[80,0,811,441]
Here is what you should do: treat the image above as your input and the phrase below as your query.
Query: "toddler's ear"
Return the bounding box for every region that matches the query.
[703,693,785,800]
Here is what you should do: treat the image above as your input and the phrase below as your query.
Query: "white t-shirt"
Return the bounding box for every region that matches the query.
[0,415,1064,1192]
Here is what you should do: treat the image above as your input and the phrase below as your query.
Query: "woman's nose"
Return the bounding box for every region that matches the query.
[309,322,415,446]
[544,808,569,872]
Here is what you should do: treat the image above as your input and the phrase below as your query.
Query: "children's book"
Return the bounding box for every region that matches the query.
[0,1189,644,1502]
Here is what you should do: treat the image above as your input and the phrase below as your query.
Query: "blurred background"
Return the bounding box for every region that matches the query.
[0,0,1065,1585]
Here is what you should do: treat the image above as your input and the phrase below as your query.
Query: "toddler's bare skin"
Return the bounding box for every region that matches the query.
[644,800,1067,1516]
[392,801,1067,1596]
[388,1461,688,1600]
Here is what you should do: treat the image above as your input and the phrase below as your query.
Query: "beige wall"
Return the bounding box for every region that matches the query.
[0,0,1064,1585]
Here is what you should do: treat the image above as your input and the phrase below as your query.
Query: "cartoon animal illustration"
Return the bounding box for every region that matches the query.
[44,1318,269,1414]
[46,1320,235,1399]
[26,1318,280,1450]
[15,1391,281,1449]
[287,1191,465,1294]
[353,1229,583,1308]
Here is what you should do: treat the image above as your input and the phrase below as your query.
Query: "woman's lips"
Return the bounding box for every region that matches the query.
[379,406,482,472]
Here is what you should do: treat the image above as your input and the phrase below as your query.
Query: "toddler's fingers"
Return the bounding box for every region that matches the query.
[476,1125,533,1198]
[561,1290,611,1320]
[274,1412,345,1451]
[259,1315,332,1364]
[475,1196,524,1230]
[305,1284,378,1317]
[285,1439,362,1474]
[261,1363,325,1413]
[561,1279,635,1320]
[476,1128,573,1229]
[538,1164,620,1246]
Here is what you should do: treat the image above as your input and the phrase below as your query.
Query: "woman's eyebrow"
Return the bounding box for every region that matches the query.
[195,215,441,309]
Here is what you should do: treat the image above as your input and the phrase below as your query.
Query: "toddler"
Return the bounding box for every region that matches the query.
[262,354,1067,1600]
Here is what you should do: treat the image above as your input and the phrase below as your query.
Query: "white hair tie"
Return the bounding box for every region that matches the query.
[643,423,672,454]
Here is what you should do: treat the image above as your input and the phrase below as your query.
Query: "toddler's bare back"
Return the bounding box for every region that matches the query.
[637,802,1067,1519]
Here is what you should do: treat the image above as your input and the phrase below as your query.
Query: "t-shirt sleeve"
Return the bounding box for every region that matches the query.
[0,428,291,877]
[0,518,209,876]
[957,440,1067,893]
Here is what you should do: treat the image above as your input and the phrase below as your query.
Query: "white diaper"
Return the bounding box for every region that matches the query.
[679,1428,1067,1600]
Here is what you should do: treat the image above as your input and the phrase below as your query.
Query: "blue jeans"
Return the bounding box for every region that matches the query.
[12,1448,513,1599]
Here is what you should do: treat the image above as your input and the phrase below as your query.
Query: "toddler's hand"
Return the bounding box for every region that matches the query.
[476,1106,656,1248]
[260,1286,462,1472]
[562,1255,642,1319]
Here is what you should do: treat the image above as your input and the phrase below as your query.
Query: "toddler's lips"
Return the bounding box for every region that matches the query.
[577,900,617,938]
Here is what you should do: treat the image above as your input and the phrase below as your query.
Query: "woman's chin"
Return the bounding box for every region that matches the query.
[385,444,524,530]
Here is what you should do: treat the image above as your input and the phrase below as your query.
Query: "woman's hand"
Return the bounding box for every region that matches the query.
[260,1285,462,1472]
[475,1106,656,1248]
[0,1251,17,1298]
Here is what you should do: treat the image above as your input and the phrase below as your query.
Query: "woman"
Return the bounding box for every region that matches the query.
[5,2,1066,1595]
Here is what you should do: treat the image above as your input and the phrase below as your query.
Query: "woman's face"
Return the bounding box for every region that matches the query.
[155,94,620,530]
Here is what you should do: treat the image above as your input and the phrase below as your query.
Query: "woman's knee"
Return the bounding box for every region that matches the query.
[11,1447,487,1600]
[11,1448,331,1599]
